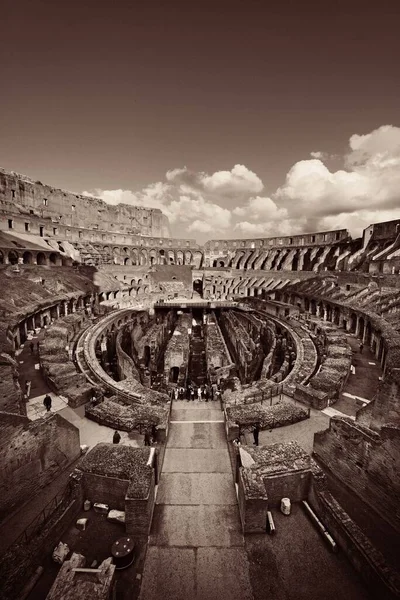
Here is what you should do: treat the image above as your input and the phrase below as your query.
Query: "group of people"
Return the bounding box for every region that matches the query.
[113,425,157,446]
[172,382,222,402]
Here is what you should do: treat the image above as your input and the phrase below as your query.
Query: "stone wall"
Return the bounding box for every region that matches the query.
[0,356,25,415]
[164,313,191,386]
[125,469,156,535]
[0,167,170,238]
[314,417,400,533]
[0,412,80,520]
[80,472,129,511]
[309,485,400,600]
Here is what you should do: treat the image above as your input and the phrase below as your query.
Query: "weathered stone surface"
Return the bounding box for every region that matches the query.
[107,509,126,524]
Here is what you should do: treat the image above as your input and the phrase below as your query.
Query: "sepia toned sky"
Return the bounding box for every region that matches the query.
[1,0,400,242]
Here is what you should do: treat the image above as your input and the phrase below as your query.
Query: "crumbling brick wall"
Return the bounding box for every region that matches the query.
[0,412,80,520]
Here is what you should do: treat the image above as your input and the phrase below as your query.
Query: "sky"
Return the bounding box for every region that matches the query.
[1,0,400,243]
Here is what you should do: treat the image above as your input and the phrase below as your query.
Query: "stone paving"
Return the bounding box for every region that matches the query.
[139,399,254,600]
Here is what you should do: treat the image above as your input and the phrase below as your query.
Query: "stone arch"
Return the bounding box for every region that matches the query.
[168,250,175,265]
[358,316,365,340]
[365,321,372,346]
[310,299,317,316]
[49,252,59,265]
[0,250,3,264]
[184,250,192,265]
[131,249,138,265]
[349,312,357,333]
[137,278,143,285]
[333,306,340,325]
[36,252,47,265]
[23,251,33,264]
[169,366,180,383]
[193,278,203,296]
[326,304,332,322]
[130,278,136,285]
[124,257,132,266]
[149,249,157,265]
[193,251,203,269]
[8,250,19,265]
[176,250,184,265]
[139,250,147,266]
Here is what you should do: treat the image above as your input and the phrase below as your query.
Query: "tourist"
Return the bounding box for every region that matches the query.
[144,430,152,446]
[190,386,195,402]
[25,380,32,399]
[113,430,121,444]
[203,385,209,402]
[252,423,260,446]
[43,394,52,411]
[174,387,179,401]
[197,386,202,401]
[359,342,364,354]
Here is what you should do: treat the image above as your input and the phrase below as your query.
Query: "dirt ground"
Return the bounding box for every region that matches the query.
[26,510,147,600]
[245,504,371,600]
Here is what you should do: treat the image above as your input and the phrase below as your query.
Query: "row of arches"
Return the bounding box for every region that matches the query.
[278,292,388,368]
[0,249,68,266]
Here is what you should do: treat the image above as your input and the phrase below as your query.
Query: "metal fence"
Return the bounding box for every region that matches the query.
[14,481,72,547]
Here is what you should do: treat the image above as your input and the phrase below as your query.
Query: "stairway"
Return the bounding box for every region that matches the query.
[188,324,208,386]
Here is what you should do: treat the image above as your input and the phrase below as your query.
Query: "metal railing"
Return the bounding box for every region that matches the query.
[13,482,73,548]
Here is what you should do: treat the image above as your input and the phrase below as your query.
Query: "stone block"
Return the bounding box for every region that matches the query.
[93,502,109,514]
[76,518,88,531]
[107,509,126,524]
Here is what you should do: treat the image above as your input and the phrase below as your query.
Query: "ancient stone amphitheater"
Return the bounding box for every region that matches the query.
[1,167,399,600]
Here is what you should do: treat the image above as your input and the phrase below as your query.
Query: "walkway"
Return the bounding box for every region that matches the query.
[139,399,253,600]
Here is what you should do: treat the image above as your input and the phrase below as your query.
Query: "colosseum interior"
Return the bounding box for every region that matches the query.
[0,166,399,600]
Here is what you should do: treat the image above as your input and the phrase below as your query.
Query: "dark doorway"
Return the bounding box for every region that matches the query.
[193,279,203,296]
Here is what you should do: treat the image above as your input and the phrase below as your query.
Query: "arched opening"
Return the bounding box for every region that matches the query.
[23,251,33,264]
[350,313,357,333]
[193,278,203,296]
[19,321,27,345]
[169,366,179,383]
[124,257,132,266]
[326,305,332,322]
[130,278,136,285]
[0,250,3,264]
[193,251,203,269]
[143,345,151,368]
[365,322,372,346]
[292,252,299,271]
[358,316,365,340]
[310,299,317,316]
[333,307,340,325]
[37,252,47,265]
[49,252,58,265]
[8,250,19,265]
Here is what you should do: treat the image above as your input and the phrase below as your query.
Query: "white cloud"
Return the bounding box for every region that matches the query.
[82,126,400,241]
[202,164,263,195]
[233,196,288,220]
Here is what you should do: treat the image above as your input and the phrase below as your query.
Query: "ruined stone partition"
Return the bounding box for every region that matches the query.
[314,416,400,534]
[308,482,400,600]
[46,553,116,600]
[235,442,316,533]
[0,412,80,521]
[75,444,157,536]
[163,312,191,386]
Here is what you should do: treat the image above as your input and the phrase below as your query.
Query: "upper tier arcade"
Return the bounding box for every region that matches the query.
[0,167,170,239]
